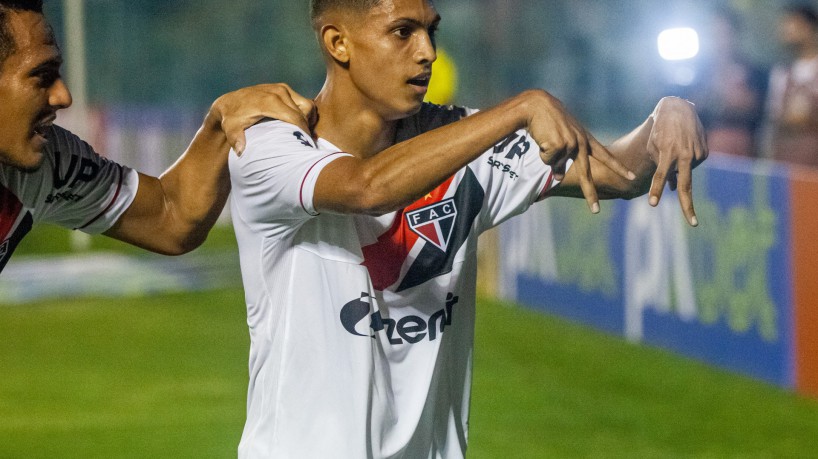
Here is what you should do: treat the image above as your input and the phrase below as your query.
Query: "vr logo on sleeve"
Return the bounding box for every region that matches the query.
[53,150,101,189]
[406,199,458,252]
[493,133,531,160]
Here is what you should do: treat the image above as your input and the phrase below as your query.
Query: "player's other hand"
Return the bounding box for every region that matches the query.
[522,89,636,214]
[210,83,316,155]
[646,96,708,227]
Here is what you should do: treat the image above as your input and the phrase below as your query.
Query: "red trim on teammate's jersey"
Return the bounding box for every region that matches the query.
[79,164,124,230]
[536,173,555,202]
[300,152,346,216]
[361,175,456,291]
[0,184,24,240]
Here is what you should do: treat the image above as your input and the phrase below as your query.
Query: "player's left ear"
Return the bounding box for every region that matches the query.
[321,24,351,64]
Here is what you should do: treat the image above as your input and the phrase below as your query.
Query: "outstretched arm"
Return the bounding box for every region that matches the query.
[549,97,708,226]
[314,90,635,216]
[104,84,315,254]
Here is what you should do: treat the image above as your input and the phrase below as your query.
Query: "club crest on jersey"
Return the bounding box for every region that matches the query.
[406,198,458,252]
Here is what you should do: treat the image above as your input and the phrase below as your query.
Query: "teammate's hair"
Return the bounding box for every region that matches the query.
[0,0,44,67]
[784,3,818,30]
[310,0,382,29]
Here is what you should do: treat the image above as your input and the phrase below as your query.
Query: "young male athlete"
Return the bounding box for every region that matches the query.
[0,0,313,273]
[228,0,707,457]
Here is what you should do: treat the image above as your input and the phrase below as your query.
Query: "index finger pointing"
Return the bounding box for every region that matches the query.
[590,136,636,181]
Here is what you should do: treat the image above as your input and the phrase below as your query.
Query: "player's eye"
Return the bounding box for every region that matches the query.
[394,27,412,39]
[30,66,61,89]
[35,72,59,89]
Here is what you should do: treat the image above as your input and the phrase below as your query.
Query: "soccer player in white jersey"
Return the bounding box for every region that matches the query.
[228,0,708,457]
[0,0,314,272]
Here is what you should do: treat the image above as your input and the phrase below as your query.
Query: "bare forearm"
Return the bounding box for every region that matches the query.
[158,112,231,242]
[105,111,231,254]
[319,92,535,214]
[599,116,656,199]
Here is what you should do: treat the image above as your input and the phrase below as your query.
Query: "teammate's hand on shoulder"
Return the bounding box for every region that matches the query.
[647,96,708,227]
[210,83,317,155]
[521,89,635,214]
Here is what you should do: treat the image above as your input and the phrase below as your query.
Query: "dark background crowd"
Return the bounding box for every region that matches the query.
[41,0,818,168]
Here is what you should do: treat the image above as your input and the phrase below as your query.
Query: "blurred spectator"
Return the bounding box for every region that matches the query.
[766,4,818,167]
[684,8,767,158]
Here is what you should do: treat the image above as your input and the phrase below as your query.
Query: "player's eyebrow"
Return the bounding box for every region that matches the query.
[389,14,442,30]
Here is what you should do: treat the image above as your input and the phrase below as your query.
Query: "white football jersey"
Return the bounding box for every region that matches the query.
[229,104,559,459]
[0,125,138,273]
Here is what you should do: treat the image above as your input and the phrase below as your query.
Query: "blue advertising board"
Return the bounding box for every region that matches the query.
[499,160,795,387]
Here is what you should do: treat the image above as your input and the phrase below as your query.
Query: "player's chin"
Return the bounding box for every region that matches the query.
[388,105,423,122]
[7,142,46,171]
[15,153,45,171]
[393,96,425,119]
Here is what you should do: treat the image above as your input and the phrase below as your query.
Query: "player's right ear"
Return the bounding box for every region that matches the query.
[321,24,350,64]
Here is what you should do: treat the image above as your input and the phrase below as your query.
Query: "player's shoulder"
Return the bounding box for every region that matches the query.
[44,124,84,148]
[42,125,99,162]
[244,118,317,154]
[395,103,473,142]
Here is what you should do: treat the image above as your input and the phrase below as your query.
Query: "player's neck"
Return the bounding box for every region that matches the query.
[312,81,398,159]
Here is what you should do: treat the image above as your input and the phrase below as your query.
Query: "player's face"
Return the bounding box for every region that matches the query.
[346,0,439,120]
[0,11,72,171]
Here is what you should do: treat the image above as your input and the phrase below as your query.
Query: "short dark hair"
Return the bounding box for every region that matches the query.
[785,4,818,30]
[310,0,381,29]
[0,0,44,67]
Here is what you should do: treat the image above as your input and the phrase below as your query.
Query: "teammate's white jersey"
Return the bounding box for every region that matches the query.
[0,125,138,273]
[229,103,559,459]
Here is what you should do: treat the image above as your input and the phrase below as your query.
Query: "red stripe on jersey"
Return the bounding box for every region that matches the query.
[0,183,24,240]
[536,172,555,202]
[300,152,346,216]
[79,164,124,230]
[361,175,456,291]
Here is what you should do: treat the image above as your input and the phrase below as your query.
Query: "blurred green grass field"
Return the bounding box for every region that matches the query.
[11,224,240,257]
[3,291,818,458]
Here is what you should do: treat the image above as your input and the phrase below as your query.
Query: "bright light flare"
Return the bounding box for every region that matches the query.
[657,27,700,61]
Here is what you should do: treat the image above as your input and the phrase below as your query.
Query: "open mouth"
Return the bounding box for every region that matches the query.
[32,115,56,138]
[408,74,431,87]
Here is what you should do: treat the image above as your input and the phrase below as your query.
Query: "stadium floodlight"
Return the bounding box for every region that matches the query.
[657,27,700,61]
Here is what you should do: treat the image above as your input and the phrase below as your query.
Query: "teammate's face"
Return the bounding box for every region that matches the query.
[345,0,439,120]
[0,11,72,171]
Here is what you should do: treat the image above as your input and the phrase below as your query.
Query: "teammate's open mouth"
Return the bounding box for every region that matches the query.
[32,116,55,139]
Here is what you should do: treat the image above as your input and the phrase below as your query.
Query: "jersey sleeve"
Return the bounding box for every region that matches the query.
[34,125,139,234]
[470,122,564,231]
[229,120,351,225]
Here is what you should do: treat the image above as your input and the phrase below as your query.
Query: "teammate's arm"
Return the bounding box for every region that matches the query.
[314,89,635,216]
[104,84,315,255]
[549,96,708,226]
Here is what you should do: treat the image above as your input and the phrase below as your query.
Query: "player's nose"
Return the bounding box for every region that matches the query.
[49,78,73,110]
[415,32,437,65]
